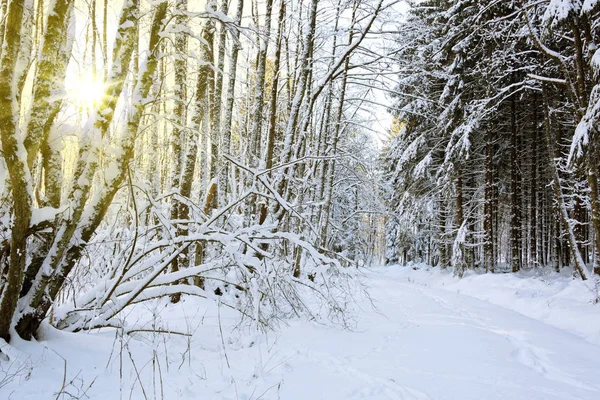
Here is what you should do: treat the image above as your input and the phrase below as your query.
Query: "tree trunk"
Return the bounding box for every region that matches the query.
[23,0,74,168]
[511,91,522,273]
[0,0,31,343]
[15,0,168,340]
[454,166,465,278]
[258,0,286,225]
[221,0,244,201]
[439,197,449,269]
[275,0,319,209]
[530,92,539,267]
[169,0,188,276]
[542,86,588,280]
[484,128,494,273]
[172,22,214,298]
[248,0,274,163]
[213,0,228,205]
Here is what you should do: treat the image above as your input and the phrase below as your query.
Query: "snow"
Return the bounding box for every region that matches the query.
[582,0,600,12]
[592,48,600,74]
[120,21,135,30]
[572,82,600,162]
[543,0,582,26]
[29,206,66,228]
[382,265,600,346]
[2,266,600,399]
[104,161,121,183]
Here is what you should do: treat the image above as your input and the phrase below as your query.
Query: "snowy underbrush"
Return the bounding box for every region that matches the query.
[52,231,359,334]
[44,183,362,334]
[379,263,600,345]
[0,258,364,399]
[0,179,367,397]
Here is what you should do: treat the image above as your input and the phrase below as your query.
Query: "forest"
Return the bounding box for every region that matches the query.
[1,0,600,398]
[383,0,600,280]
[0,0,388,343]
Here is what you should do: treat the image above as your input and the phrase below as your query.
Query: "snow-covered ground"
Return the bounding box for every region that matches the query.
[2,265,600,399]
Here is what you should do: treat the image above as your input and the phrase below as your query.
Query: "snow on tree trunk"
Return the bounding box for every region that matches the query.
[15,0,169,340]
[0,0,32,343]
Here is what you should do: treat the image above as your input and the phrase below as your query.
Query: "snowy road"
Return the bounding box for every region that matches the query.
[271,268,600,400]
[3,267,600,400]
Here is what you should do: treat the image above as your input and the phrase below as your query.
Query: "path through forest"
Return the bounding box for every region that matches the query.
[270,268,600,400]
[3,267,600,400]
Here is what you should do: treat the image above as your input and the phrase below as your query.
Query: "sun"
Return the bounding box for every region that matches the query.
[66,72,106,109]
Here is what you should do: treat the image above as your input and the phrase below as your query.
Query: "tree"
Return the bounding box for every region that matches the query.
[383,0,600,278]
[0,0,388,342]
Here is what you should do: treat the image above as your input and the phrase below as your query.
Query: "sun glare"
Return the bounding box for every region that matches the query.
[66,72,106,109]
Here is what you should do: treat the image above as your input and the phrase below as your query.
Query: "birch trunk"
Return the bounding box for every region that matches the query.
[16,0,140,316]
[213,0,228,204]
[169,0,188,275]
[0,0,31,343]
[258,0,285,225]
[15,0,169,339]
[221,0,244,201]
[248,0,274,163]
[171,23,214,297]
[24,0,74,168]
[319,0,357,248]
[274,0,318,216]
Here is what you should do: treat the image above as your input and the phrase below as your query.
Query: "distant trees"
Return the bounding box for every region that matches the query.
[383,0,600,278]
[0,0,387,342]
